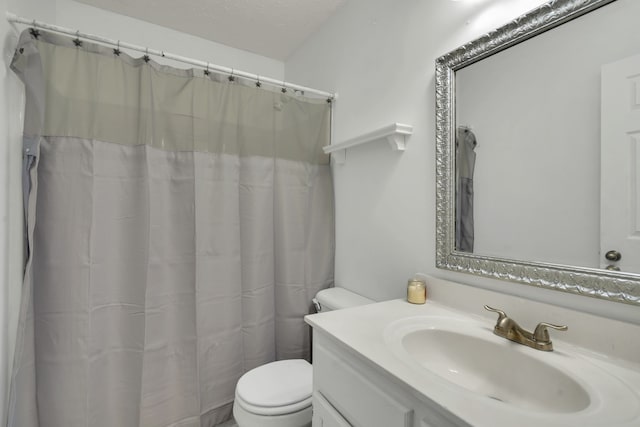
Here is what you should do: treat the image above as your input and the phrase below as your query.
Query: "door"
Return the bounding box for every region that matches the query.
[601,54,640,273]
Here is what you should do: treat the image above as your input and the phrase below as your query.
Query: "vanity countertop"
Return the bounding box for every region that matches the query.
[305,299,640,427]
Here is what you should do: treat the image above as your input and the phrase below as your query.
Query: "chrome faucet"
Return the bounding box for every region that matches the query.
[484,305,567,352]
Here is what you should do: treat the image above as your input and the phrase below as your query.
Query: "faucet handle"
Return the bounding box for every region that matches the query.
[484,305,506,317]
[533,322,568,343]
[484,305,508,324]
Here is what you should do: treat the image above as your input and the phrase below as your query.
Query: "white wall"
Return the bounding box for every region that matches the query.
[53,1,285,77]
[0,1,286,423]
[285,0,640,325]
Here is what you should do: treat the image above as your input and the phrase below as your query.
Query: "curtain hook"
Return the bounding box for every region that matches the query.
[204,62,210,76]
[73,30,82,47]
[228,69,235,82]
[256,75,261,88]
[113,40,121,56]
[143,47,150,63]
[29,20,40,39]
[281,81,287,94]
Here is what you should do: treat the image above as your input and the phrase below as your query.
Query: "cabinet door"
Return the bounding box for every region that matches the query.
[312,392,352,427]
[314,342,413,427]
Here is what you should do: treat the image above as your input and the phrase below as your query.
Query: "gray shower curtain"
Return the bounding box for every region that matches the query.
[9,30,334,427]
[455,126,476,253]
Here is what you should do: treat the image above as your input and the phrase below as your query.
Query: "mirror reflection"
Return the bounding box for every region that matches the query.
[454,0,640,274]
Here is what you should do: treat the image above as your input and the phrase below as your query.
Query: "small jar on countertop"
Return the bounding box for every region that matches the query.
[407,278,426,304]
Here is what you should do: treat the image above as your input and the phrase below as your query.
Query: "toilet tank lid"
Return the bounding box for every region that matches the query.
[314,287,374,312]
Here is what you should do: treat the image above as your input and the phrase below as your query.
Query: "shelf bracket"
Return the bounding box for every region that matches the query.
[323,123,413,165]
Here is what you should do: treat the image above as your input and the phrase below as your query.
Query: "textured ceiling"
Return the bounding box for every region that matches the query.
[74,0,346,60]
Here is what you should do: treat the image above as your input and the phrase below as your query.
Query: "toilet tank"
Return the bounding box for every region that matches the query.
[313,287,374,313]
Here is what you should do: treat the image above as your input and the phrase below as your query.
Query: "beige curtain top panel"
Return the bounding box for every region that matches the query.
[12,30,332,165]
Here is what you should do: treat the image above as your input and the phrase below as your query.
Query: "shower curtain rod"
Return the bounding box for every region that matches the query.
[6,12,337,100]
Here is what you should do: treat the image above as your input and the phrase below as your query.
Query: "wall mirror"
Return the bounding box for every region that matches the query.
[435,0,640,305]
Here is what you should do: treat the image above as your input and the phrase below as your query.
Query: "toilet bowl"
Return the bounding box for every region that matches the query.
[232,287,373,427]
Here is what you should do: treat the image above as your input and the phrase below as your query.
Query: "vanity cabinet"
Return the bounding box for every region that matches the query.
[311,330,469,427]
[307,298,640,427]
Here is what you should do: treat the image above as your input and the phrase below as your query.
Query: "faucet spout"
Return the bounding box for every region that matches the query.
[484,305,567,352]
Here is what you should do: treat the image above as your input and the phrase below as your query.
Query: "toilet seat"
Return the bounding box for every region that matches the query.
[233,397,312,427]
[235,392,312,416]
[235,359,312,416]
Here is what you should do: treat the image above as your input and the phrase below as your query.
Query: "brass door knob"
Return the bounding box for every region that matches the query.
[605,250,621,261]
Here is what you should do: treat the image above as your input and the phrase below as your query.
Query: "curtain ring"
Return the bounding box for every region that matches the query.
[113,40,121,56]
[228,69,235,82]
[281,81,287,94]
[143,47,150,63]
[204,62,210,76]
[256,75,261,88]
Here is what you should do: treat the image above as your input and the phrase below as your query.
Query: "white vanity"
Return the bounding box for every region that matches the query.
[305,280,640,427]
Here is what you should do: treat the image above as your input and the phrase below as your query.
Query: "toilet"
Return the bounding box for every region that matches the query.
[232,287,373,427]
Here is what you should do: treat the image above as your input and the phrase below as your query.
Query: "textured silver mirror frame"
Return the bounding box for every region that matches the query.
[435,0,640,305]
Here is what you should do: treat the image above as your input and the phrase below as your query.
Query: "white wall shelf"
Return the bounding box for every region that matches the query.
[323,123,413,164]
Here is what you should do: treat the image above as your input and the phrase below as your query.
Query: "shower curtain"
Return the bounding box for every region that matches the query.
[8,30,334,427]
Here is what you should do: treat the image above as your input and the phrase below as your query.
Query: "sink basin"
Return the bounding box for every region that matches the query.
[401,327,590,413]
[385,316,591,414]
